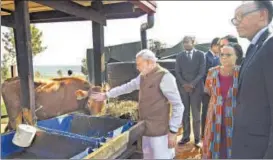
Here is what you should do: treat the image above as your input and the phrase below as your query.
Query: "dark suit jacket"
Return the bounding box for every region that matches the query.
[175,49,205,92]
[204,51,220,83]
[232,28,273,159]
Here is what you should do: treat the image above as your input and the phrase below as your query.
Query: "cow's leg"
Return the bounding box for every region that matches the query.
[8,111,23,131]
[4,121,14,133]
[22,108,34,125]
[4,123,10,133]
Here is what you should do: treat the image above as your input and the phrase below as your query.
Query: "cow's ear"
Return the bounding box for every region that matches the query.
[102,83,110,92]
[75,89,88,100]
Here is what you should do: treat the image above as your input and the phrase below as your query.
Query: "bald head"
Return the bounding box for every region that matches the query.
[236,1,272,23]
[232,0,272,41]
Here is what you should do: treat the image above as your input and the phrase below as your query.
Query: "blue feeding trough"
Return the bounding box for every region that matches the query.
[37,113,135,143]
[1,113,135,159]
[1,130,97,159]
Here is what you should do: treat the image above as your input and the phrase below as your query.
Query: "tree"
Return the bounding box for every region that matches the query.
[57,70,63,77]
[81,58,88,76]
[1,54,11,81]
[148,39,167,57]
[1,25,47,81]
[34,71,41,78]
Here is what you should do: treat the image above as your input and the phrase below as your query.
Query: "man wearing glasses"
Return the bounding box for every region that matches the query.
[231,1,273,158]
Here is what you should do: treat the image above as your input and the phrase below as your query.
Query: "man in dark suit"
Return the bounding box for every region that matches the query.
[231,1,273,158]
[201,37,220,138]
[175,36,205,147]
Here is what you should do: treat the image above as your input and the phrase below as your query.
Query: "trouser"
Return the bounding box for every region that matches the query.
[142,135,175,159]
[180,87,202,141]
[201,93,210,137]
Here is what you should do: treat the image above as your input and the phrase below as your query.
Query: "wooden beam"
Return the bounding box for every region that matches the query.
[14,0,36,124]
[116,145,137,159]
[30,16,85,23]
[1,10,85,25]
[129,1,156,13]
[127,121,145,146]
[102,2,135,15]
[83,132,129,159]
[90,1,105,86]
[29,10,86,23]
[1,18,14,27]
[31,0,106,25]
[1,4,145,25]
[106,10,145,20]
[1,8,13,13]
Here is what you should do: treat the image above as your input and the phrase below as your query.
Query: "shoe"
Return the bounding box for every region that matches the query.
[178,138,190,145]
[194,140,202,148]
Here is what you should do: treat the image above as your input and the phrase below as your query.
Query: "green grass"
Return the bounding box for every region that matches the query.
[1,97,7,116]
[1,97,9,125]
[1,103,7,116]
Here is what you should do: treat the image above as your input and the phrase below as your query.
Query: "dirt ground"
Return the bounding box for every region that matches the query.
[0,120,202,159]
[175,134,202,159]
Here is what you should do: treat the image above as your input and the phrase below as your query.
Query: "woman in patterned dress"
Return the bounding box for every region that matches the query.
[202,42,243,159]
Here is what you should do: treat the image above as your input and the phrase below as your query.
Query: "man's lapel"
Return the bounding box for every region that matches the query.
[238,28,271,89]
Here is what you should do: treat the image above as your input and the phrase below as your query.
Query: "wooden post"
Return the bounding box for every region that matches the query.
[11,65,18,77]
[14,0,36,124]
[90,1,105,86]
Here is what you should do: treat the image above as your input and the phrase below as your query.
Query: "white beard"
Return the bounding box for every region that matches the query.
[140,65,156,75]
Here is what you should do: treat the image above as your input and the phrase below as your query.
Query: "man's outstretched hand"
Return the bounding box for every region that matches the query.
[91,92,107,101]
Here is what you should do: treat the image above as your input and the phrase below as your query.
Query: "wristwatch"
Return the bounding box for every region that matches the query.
[169,129,177,134]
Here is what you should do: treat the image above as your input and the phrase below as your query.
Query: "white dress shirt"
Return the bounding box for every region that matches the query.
[251,26,268,45]
[185,49,195,59]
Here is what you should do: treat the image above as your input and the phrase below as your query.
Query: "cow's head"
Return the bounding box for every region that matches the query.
[75,85,109,115]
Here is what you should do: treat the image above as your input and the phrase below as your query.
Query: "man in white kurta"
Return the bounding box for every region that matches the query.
[92,49,184,159]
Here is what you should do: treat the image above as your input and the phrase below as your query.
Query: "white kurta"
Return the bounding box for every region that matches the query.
[106,71,184,159]
[142,135,175,159]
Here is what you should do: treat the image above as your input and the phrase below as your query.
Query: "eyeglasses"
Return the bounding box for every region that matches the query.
[220,53,233,58]
[231,8,261,26]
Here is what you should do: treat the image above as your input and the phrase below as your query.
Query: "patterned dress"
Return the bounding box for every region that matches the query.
[202,65,240,159]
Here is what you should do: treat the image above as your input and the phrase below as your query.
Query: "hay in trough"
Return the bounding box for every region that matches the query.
[97,100,139,121]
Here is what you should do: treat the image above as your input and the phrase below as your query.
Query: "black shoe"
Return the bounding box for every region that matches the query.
[194,140,202,148]
[178,138,190,145]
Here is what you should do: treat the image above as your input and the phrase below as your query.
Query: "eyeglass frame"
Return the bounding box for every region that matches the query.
[231,7,263,26]
[220,53,233,58]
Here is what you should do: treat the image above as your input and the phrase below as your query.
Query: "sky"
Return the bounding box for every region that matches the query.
[1,1,272,66]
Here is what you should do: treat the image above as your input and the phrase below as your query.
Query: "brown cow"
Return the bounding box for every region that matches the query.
[1,76,105,132]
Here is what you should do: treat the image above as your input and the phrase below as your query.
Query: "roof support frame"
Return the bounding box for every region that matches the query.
[1,2,146,26]
[31,0,107,25]
[13,0,36,124]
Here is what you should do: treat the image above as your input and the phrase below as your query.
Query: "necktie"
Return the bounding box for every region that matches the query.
[245,44,255,58]
[187,51,191,59]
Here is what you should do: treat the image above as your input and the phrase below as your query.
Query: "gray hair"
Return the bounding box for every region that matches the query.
[135,49,158,62]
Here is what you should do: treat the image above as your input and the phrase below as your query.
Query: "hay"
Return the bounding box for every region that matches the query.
[96,100,173,122]
[97,100,139,121]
